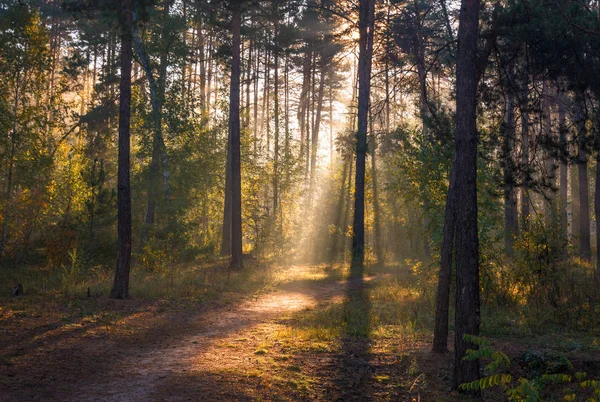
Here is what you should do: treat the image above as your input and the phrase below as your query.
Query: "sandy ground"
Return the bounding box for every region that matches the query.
[2,279,349,401]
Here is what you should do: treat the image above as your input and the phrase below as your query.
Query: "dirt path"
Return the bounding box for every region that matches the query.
[34,279,345,401]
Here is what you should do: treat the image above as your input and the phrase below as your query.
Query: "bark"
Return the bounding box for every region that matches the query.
[284,53,290,183]
[595,116,600,271]
[371,137,384,266]
[433,4,491,356]
[0,70,20,260]
[298,49,311,169]
[503,65,518,252]
[543,81,555,225]
[343,157,354,262]
[260,47,270,153]
[452,0,481,389]
[576,94,591,261]
[245,38,252,129]
[351,0,375,276]
[273,48,280,219]
[432,163,455,353]
[134,0,172,225]
[221,135,232,256]
[230,6,243,270]
[253,44,260,154]
[329,80,334,165]
[199,20,207,115]
[331,159,349,261]
[110,0,133,299]
[558,83,568,236]
[309,59,326,206]
[520,61,530,229]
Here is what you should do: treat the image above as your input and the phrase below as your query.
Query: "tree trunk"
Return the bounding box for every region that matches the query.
[273,47,280,219]
[284,53,290,183]
[0,70,20,260]
[351,0,375,276]
[230,6,243,270]
[221,135,232,256]
[595,115,600,271]
[520,61,530,229]
[253,44,260,154]
[331,158,349,261]
[135,0,171,225]
[343,157,354,262]
[309,59,326,206]
[503,65,518,252]
[371,137,384,266]
[110,0,133,299]
[298,49,311,172]
[199,20,207,115]
[558,82,568,236]
[543,81,555,226]
[452,0,481,389]
[329,80,334,165]
[576,94,591,261]
[433,163,455,353]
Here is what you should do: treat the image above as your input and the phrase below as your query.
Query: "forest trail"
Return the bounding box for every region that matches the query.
[77,278,346,401]
[3,266,364,401]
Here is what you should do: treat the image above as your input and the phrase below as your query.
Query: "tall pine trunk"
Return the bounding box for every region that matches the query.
[371,131,384,266]
[229,5,243,270]
[558,82,568,236]
[432,163,455,353]
[452,0,481,389]
[309,59,326,206]
[273,48,280,219]
[595,113,600,271]
[110,0,133,299]
[576,94,591,261]
[520,60,530,228]
[543,81,555,225]
[503,64,518,252]
[351,0,375,276]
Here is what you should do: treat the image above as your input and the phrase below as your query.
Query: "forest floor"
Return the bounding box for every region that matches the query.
[1,263,598,401]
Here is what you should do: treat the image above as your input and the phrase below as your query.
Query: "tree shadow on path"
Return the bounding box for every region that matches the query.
[334,275,374,401]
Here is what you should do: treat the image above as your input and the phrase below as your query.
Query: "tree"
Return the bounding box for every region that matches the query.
[451,0,482,389]
[229,2,243,271]
[110,0,134,299]
[351,0,375,276]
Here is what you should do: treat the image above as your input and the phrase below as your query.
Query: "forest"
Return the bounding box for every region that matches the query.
[1,0,600,400]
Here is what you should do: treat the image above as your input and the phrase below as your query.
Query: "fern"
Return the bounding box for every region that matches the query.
[459,335,599,401]
[506,378,542,401]
[460,374,512,392]
[463,334,491,347]
[581,380,600,395]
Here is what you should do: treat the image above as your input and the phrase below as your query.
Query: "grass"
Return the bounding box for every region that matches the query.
[2,259,600,400]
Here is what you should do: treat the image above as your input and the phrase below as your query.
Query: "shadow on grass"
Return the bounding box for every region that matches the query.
[0,260,306,401]
[334,275,374,401]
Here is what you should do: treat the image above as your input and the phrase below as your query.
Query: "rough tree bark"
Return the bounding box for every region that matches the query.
[595,114,600,272]
[504,64,518,252]
[309,59,326,206]
[451,0,482,389]
[520,59,530,229]
[110,0,133,299]
[576,93,591,261]
[351,0,375,276]
[273,42,280,219]
[558,82,568,236]
[542,81,555,226]
[229,5,243,270]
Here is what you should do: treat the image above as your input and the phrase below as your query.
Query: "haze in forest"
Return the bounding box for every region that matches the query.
[1,0,600,400]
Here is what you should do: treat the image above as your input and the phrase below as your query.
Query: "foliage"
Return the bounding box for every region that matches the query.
[460,335,600,401]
